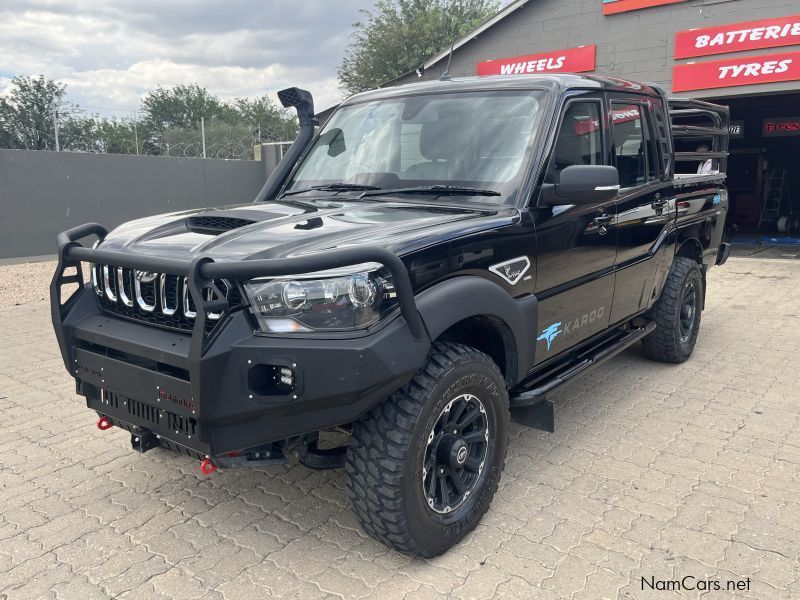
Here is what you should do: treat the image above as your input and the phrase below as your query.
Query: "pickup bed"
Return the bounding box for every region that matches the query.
[51,74,729,556]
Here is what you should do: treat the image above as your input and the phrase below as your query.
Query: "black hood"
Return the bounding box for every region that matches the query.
[98,198,518,262]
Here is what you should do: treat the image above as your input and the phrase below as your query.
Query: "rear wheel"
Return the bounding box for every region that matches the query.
[346,342,509,557]
[642,256,704,363]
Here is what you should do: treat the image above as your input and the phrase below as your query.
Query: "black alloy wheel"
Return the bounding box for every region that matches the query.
[678,279,698,344]
[422,393,489,514]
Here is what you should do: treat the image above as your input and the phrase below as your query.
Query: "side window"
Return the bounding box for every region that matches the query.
[545,101,603,183]
[611,103,650,188]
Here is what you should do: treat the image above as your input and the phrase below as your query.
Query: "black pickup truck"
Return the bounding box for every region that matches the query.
[51,74,730,556]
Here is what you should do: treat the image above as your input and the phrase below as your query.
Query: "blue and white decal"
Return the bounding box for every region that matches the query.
[537,322,563,351]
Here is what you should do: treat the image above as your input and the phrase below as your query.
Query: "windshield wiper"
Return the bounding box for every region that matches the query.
[281,183,381,197]
[359,185,500,198]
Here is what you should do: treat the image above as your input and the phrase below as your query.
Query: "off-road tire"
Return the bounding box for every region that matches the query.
[642,256,704,363]
[346,342,509,557]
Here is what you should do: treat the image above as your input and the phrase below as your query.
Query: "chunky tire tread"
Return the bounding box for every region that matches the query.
[642,256,702,364]
[346,341,508,557]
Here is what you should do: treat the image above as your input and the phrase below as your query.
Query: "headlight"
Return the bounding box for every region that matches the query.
[244,263,398,333]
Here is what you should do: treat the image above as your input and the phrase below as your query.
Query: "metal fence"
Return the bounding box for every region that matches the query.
[0,149,268,259]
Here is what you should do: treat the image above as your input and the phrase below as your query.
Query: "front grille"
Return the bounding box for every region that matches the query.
[91,264,242,333]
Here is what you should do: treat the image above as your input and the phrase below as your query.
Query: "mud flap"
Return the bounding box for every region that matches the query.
[510,400,555,433]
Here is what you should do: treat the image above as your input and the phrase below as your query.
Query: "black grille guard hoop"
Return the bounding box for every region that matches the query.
[51,221,426,343]
[51,222,427,425]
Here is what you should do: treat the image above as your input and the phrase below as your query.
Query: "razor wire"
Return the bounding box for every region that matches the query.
[0,111,292,160]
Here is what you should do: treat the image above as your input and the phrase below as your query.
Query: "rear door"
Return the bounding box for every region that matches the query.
[606,95,674,324]
[531,94,616,362]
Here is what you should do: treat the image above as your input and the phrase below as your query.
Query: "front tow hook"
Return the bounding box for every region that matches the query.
[200,458,217,475]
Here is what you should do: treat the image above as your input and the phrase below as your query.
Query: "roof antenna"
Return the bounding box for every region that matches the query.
[440,10,457,81]
[440,40,455,81]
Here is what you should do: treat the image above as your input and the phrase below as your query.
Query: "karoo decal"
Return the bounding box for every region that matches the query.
[537,306,607,352]
[477,46,595,76]
[675,15,800,59]
[563,306,606,336]
[673,51,800,92]
[537,323,563,351]
[603,0,687,16]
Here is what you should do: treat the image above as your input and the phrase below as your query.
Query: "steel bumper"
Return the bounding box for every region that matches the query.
[52,223,430,458]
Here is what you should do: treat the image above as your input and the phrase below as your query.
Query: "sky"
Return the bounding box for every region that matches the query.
[0,0,379,117]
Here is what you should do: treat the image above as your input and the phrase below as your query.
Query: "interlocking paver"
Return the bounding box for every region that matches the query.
[1,256,799,599]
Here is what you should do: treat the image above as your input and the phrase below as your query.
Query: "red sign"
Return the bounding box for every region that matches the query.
[603,0,687,16]
[675,15,800,59]
[477,46,595,76]
[763,117,800,137]
[672,51,800,92]
[574,106,642,135]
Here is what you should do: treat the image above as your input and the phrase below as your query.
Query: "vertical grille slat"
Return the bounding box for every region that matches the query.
[92,263,238,333]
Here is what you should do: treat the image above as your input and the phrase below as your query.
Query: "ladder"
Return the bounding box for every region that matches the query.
[759,168,786,228]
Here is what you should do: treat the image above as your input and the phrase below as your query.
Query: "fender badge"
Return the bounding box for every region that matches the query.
[489,256,531,286]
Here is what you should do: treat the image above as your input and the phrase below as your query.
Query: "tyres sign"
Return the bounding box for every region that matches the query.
[672,51,800,92]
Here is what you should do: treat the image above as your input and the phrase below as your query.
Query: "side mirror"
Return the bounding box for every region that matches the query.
[549,165,620,205]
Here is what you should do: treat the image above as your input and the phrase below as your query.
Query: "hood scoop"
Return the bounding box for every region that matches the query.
[187,215,257,235]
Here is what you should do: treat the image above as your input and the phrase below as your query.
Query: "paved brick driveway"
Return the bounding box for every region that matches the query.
[1,257,798,599]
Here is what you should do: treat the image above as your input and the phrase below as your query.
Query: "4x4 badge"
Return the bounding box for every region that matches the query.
[489,256,531,285]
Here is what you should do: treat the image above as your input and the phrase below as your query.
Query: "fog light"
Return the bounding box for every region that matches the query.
[280,367,294,386]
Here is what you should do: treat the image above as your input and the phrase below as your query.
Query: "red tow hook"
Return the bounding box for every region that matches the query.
[97,416,113,431]
[200,458,217,475]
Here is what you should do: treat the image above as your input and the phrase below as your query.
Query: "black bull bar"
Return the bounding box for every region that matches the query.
[50,222,426,413]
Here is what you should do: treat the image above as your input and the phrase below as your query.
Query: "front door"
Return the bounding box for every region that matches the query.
[607,96,674,323]
[531,96,616,364]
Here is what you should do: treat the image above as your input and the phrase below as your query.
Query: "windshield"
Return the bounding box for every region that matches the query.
[285,90,547,204]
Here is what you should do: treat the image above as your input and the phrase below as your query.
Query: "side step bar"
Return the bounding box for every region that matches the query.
[510,321,656,432]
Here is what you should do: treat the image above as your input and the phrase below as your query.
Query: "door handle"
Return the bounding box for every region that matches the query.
[651,197,669,215]
[592,213,613,235]
[651,198,669,210]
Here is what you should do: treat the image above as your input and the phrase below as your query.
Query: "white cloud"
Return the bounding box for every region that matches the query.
[0,0,373,116]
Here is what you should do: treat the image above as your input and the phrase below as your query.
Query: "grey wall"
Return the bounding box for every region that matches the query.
[0,149,266,259]
[397,0,800,99]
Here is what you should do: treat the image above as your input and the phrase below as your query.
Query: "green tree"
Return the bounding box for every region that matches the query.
[141,83,233,132]
[0,75,72,150]
[338,0,500,96]
[0,76,297,158]
[232,96,298,142]
[60,116,141,154]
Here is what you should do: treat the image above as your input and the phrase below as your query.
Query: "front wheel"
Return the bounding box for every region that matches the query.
[346,342,509,557]
[642,256,704,363]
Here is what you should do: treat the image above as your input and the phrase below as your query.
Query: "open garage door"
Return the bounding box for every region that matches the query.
[709,92,800,239]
